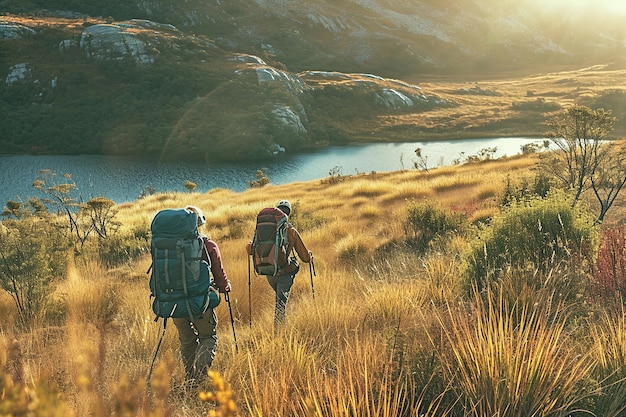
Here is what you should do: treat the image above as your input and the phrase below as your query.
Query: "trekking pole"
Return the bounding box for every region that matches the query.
[225,292,239,353]
[247,254,252,327]
[309,256,316,300]
[147,318,167,386]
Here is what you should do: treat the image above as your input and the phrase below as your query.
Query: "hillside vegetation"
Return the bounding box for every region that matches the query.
[2,153,626,416]
[2,0,626,161]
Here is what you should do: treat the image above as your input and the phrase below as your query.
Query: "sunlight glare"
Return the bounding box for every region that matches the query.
[542,0,626,15]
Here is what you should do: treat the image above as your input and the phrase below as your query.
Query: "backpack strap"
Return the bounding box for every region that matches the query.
[179,247,195,323]
[200,236,212,270]
[199,236,216,315]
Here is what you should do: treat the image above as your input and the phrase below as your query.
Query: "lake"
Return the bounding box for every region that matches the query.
[0,137,541,204]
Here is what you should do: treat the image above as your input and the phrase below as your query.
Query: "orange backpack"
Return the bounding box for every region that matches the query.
[251,207,290,276]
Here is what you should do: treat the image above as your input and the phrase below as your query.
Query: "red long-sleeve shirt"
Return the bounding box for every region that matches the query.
[202,236,230,293]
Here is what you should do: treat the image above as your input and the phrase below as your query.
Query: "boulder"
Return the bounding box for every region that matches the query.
[80,23,153,64]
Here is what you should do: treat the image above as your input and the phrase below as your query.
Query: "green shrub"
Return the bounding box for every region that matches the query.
[404,201,467,253]
[500,173,553,207]
[248,169,270,188]
[0,217,70,329]
[93,226,150,267]
[463,189,598,292]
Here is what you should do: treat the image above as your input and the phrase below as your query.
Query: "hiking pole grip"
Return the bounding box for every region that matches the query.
[225,292,239,353]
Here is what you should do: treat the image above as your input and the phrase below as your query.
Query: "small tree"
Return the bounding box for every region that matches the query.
[32,170,111,248]
[2,198,48,219]
[248,169,270,188]
[323,166,345,184]
[184,180,197,192]
[413,147,429,172]
[541,105,617,204]
[85,197,118,239]
[589,139,626,222]
[32,170,81,236]
[0,217,69,329]
[2,201,23,218]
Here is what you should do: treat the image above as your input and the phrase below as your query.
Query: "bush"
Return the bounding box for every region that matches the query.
[335,234,375,261]
[463,189,598,292]
[321,166,346,184]
[404,201,467,253]
[0,217,70,329]
[248,169,270,188]
[500,173,553,207]
[93,226,150,267]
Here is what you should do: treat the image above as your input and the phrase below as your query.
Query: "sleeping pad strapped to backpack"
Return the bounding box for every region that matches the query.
[251,207,290,276]
[149,208,218,322]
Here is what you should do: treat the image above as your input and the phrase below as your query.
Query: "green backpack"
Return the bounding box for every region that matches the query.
[149,208,219,322]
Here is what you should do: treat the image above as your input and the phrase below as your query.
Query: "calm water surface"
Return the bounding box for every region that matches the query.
[0,137,541,204]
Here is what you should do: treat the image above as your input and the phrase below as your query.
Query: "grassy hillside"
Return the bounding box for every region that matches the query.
[2,7,626,161]
[2,153,626,415]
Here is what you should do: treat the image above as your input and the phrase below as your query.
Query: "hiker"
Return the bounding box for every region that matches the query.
[247,200,313,325]
[172,205,231,382]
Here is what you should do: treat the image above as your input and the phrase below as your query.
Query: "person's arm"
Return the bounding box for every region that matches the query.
[288,227,312,263]
[203,237,231,292]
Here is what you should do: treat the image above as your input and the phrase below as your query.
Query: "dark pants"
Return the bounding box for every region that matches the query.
[266,272,295,325]
[172,309,218,381]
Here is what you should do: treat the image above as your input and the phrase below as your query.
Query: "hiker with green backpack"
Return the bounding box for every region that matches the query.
[149,205,231,385]
[247,200,313,325]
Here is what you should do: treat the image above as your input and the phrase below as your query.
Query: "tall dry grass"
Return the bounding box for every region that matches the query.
[588,305,626,417]
[434,286,596,416]
[3,154,626,416]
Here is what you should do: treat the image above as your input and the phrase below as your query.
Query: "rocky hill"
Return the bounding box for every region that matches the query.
[1,0,625,161]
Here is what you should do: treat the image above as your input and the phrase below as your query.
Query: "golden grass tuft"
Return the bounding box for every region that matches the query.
[0,291,17,333]
[359,204,382,218]
[474,181,502,200]
[347,179,394,198]
[420,252,463,305]
[435,287,596,416]
[429,173,481,192]
[587,305,626,416]
[381,181,434,203]
[60,258,119,325]
[335,233,378,260]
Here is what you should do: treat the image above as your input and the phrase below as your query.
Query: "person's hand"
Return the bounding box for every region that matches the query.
[309,251,314,260]
[223,281,231,293]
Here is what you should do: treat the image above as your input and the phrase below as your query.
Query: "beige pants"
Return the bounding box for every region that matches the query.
[172,309,218,380]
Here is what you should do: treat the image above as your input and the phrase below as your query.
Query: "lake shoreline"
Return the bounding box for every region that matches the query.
[0,137,542,205]
[0,135,545,163]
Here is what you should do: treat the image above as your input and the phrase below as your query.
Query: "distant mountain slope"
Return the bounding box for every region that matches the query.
[0,1,624,161]
[5,0,624,77]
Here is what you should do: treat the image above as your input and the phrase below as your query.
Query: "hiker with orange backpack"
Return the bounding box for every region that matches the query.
[247,200,313,325]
